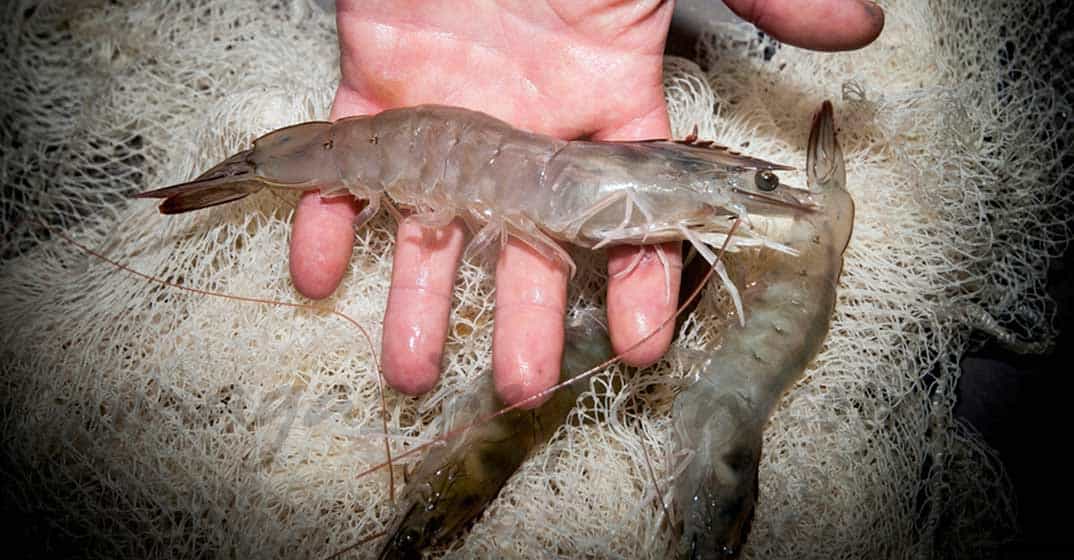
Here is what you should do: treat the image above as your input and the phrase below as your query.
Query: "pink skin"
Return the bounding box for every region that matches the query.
[725,0,885,51]
[289,0,884,408]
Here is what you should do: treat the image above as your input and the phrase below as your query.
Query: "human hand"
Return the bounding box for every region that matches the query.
[288,0,883,408]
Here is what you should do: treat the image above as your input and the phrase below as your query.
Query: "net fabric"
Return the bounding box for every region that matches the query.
[1,0,1069,557]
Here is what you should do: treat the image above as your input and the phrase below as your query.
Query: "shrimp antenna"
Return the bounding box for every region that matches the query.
[642,439,672,526]
[42,217,398,502]
[324,529,387,560]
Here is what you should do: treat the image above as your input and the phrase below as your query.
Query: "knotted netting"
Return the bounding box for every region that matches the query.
[1,0,1069,557]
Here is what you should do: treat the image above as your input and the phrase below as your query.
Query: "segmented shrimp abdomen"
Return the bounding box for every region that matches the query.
[330,107,468,197]
[329,114,381,194]
[437,108,565,220]
[333,106,563,221]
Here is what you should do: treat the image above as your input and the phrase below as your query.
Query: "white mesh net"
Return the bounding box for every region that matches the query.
[1,0,1069,558]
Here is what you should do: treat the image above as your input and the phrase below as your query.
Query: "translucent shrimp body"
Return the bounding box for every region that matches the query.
[671,102,854,559]
[135,105,809,309]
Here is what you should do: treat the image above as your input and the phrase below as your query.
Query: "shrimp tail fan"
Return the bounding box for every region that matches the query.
[134,149,263,214]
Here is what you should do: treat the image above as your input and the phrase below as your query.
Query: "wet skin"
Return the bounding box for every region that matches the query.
[289,0,884,407]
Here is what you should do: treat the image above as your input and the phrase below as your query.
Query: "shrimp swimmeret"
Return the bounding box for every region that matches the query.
[671,101,854,559]
[134,104,814,318]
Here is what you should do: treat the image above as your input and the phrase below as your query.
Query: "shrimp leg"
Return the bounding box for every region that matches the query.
[672,102,855,559]
[375,314,614,558]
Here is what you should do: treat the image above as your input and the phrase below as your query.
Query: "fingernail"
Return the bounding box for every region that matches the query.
[858,0,885,25]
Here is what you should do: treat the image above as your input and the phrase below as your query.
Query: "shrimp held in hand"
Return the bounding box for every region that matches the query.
[671,101,855,559]
[134,105,812,317]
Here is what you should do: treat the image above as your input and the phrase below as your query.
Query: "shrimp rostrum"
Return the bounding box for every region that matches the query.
[135,105,812,314]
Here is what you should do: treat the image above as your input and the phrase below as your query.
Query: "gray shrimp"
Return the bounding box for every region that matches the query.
[375,314,613,559]
[134,105,813,315]
[670,101,854,559]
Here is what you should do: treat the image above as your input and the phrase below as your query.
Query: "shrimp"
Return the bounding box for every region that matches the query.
[129,102,846,558]
[670,101,854,559]
[133,105,812,316]
[374,314,613,559]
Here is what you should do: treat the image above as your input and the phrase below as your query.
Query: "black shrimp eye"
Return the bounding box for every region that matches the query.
[755,171,779,191]
[398,528,421,547]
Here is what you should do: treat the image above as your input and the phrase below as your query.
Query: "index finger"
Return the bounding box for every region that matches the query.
[289,88,383,300]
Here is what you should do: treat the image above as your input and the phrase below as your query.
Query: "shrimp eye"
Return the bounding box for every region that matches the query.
[397,528,420,548]
[755,171,779,191]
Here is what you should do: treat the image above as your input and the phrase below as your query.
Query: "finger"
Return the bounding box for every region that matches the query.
[289,193,363,299]
[724,0,884,51]
[606,243,683,366]
[594,104,680,367]
[289,87,383,299]
[492,238,569,409]
[381,218,467,395]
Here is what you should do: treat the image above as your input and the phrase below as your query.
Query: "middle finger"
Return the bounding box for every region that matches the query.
[380,217,466,395]
[492,237,569,409]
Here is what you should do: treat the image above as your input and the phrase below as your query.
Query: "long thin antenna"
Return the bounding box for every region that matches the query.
[45,219,397,500]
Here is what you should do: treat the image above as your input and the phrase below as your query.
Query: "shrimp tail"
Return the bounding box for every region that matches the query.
[673,384,765,560]
[681,446,760,560]
[375,315,614,558]
[132,150,265,214]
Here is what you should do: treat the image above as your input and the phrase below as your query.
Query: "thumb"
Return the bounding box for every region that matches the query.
[723,0,884,51]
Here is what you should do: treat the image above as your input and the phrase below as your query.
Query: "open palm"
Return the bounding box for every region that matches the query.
[289,0,883,407]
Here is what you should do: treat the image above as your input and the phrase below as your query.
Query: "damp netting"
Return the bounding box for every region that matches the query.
[1,0,1070,558]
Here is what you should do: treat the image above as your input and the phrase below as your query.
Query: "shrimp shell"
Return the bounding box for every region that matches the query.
[134,105,814,314]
